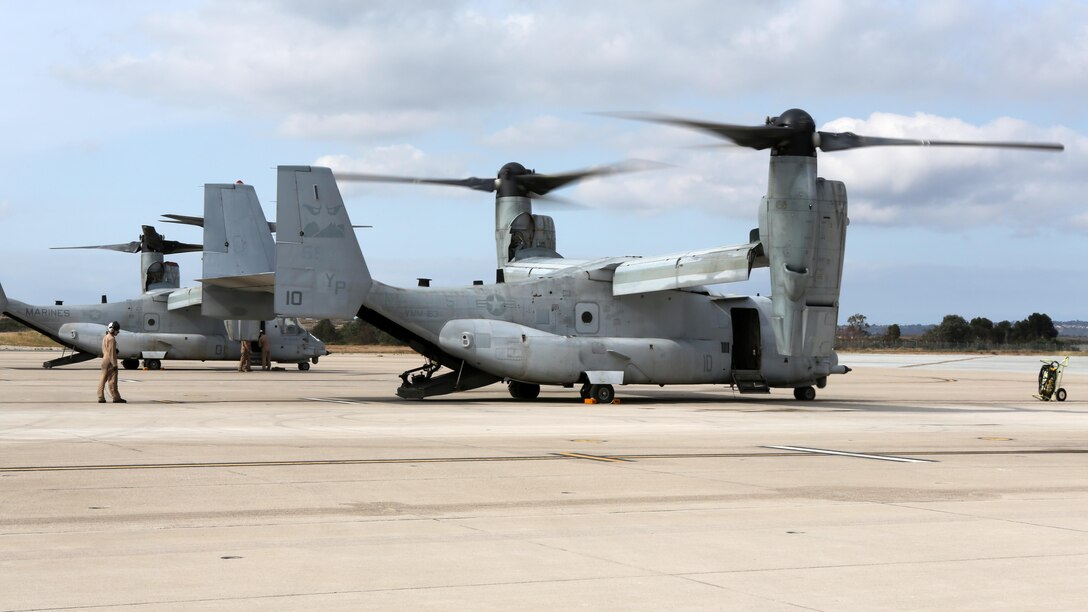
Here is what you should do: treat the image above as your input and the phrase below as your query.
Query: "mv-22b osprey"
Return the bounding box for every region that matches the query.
[269,108,1061,402]
[0,183,327,370]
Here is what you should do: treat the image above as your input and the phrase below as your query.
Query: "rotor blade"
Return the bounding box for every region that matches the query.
[529,192,588,210]
[599,111,795,150]
[160,240,204,254]
[334,172,497,192]
[161,213,205,228]
[817,131,1065,153]
[51,242,141,253]
[515,159,668,196]
[162,214,276,234]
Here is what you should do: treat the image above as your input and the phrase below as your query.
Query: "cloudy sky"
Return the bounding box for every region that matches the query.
[1,0,1084,324]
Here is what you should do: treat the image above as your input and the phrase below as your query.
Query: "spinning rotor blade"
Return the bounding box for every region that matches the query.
[161,213,205,228]
[815,132,1065,152]
[139,225,203,254]
[600,112,795,150]
[52,225,202,255]
[514,160,665,197]
[336,159,664,199]
[335,173,497,193]
[51,242,141,253]
[161,213,278,234]
[606,109,1064,154]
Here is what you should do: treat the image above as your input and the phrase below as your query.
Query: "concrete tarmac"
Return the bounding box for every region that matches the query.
[1,349,1087,611]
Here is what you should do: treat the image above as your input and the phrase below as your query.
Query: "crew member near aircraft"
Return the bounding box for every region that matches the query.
[97,321,126,403]
[239,337,252,372]
[258,329,271,371]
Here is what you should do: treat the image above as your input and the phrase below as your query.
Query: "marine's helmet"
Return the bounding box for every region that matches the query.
[107,321,120,332]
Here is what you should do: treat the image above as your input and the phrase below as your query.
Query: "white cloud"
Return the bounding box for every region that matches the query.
[280,110,445,140]
[56,1,1088,144]
[484,115,582,149]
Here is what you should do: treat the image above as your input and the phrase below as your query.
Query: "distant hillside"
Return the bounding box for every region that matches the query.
[1055,321,1088,337]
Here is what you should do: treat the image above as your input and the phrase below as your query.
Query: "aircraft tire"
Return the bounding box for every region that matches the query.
[1057,388,1067,402]
[122,359,140,370]
[508,381,541,400]
[145,359,162,370]
[590,384,615,404]
[793,386,816,401]
[579,383,592,400]
[298,362,311,371]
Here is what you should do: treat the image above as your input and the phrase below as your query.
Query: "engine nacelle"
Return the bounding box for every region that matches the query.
[759,156,848,357]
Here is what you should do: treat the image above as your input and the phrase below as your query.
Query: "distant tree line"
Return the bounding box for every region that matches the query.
[839,312,1066,349]
[310,318,403,346]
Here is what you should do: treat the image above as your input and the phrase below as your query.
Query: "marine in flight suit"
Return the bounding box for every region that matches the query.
[98,321,126,403]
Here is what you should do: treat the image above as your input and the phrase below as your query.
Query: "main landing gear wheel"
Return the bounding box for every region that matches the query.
[589,384,615,404]
[298,362,311,371]
[793,386,816,401]
[508,381,541,400]
[1056,388,1067,402]
[122,359,140,370]
[143,359,161,370]
[579,383,592,400]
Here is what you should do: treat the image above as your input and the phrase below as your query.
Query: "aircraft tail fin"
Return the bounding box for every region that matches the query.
[198,182,277,320]
[274,166,372,318]
[203,182,276,278]
[0,280,8,314]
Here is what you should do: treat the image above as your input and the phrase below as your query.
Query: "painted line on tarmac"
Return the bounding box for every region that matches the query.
[302,397,368,404]
[554,452,631,463]
[0,455,562,473]
[763,445,936,463]
[900,356,992,368]
[20,447,1088,473]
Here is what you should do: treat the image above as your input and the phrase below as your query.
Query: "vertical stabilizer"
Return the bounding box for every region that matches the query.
[0,280,8,313]
[275,166,372,318]
[203,182,276,278]
[199,182,276,320]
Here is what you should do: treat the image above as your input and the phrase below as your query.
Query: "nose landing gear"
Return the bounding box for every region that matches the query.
[793,386,816,401]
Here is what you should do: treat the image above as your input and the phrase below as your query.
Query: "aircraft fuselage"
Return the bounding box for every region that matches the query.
[3,289,326,366]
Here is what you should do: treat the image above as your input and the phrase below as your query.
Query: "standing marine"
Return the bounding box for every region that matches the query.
[239,338,252,372]
[258,330,271,371]
[97,320,126,403]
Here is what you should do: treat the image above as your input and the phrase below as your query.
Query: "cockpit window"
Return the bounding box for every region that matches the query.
[281,317,302,336]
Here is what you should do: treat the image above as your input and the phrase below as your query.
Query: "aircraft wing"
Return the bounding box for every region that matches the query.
[501,241,766,296]
[503,256,626,282]
[612,241,765,296]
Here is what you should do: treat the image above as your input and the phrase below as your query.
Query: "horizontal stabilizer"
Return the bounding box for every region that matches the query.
[199,272,275,291]
[167,286,202,311]
[612,242,763,296]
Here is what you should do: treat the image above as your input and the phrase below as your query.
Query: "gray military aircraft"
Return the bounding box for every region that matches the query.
[0,182,327,370]
[264,108,1061,402]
